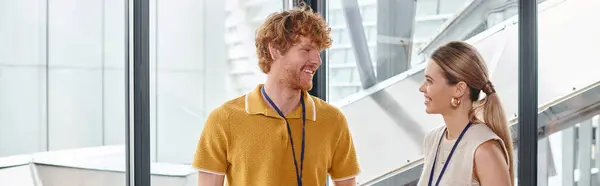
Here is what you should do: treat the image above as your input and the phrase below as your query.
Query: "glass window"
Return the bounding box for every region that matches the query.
[0,0,127,185]
[326,0,521,184]
[148,0,282,184]
[326,0,519,102]
[536,0,600,185]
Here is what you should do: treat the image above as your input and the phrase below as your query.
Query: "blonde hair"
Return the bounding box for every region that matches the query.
[431,41,514,185]
[254,3,332,73]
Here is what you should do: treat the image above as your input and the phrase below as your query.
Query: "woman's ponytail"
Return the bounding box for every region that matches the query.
[481,90,515,185]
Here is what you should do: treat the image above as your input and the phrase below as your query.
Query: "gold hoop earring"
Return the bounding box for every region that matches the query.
[451,97,461,108]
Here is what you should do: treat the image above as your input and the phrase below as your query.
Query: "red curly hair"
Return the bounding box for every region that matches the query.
[255,3,332,74]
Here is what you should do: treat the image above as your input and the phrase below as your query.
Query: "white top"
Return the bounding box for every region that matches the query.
[417,124,509,186]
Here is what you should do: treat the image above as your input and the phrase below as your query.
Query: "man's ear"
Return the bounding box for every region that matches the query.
[268,43,281,60]
[454,81,468,98]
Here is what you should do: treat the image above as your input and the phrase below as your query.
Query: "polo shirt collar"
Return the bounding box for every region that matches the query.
[245,84,317,121]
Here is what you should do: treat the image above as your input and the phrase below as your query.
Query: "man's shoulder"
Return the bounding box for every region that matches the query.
[310,95,343,114]
[207,95,248,120]
[310,95,347,125]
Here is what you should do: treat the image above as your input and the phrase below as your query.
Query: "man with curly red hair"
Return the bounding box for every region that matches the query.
[192,4,361,186]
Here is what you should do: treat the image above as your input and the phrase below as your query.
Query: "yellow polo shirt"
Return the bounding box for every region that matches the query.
[192,84,360,186]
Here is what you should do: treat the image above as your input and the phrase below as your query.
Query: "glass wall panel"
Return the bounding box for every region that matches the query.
[325,0,524,184]
[0,0,127,185]
[536,0,600,185]
[148,0,283,185]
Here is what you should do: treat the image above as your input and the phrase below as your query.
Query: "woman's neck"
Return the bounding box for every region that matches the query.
[442,109,471,140]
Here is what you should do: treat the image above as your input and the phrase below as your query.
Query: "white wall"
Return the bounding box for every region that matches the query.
[0,0,128,155]
[0,0,231,165]
[0,165,37,186]
[0,0,47,156]
[36,165,194,186]
[152,0,228,164]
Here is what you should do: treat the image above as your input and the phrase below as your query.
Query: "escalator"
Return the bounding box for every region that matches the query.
[333,0,600,184]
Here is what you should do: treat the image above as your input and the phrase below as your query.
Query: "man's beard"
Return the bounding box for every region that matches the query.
[282,70,313,91]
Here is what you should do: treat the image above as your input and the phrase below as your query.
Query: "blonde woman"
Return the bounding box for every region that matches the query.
[417,41,514,186]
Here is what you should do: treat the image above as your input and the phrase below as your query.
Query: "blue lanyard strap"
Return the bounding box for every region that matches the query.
[261,87,306,186]
[428,122,473,186]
